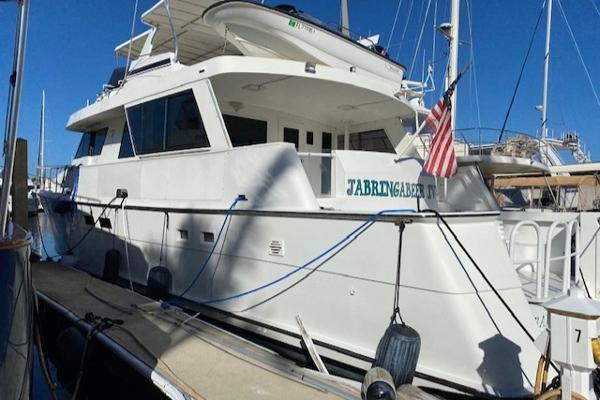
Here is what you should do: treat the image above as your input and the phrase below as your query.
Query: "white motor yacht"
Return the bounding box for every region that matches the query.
[39,1,546,396]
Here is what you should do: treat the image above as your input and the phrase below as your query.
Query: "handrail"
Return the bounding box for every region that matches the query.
[37,164,75,194]
[543,219,580,298]
[297,152,334,158]
[508,220,544,299]
[509,218,581,301]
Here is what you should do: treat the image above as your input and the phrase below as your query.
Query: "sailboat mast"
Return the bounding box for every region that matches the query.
[0,0,30,235]
[448,0,460,136]
[340,0,350,37]
[541,0,552,141]
[37,90,45,187]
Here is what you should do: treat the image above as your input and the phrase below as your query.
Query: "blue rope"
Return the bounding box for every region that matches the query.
[172,195,246,303]
[165,207,415,309]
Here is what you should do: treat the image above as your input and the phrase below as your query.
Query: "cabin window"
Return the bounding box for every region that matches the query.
[283,127,299,150]
[321,132,332,195]
[222,114,267,147]
[337,134,345,150]
[306,131,314,145]
[349,129,394,153]
[118,122,135,158]
[75,128,107,158]
[126,89,209,155]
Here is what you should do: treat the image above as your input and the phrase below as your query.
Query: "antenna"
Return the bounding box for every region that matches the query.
[448,0,460,137]
[164,0,179,62]
[540,0,553,164]
[340,0,350,37]
[37,90,45,188]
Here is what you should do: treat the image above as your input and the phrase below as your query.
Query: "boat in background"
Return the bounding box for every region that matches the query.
[448,0,600,328]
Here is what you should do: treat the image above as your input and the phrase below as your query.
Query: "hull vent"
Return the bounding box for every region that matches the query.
[269,240,284,257]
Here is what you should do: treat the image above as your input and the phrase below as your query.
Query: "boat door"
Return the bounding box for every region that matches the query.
[281,123,301,151]
[280,121,320,195]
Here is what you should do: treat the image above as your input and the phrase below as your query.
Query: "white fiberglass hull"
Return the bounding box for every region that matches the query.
[203,1,405,84]
[41,194,542,397]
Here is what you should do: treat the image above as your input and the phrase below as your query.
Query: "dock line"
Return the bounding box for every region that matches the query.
[177,207,416,327]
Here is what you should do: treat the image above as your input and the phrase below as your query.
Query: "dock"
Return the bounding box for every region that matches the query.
[33,261,361,399]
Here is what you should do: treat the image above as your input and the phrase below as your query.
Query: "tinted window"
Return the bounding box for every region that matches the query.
[222,114,267,147]
[349,129,394,153]
[75,133,91,158]
[306,131,313,145]
[337,134,345,150]
[166,91,208,150]
[119,122,135,158]
[322,132,332,152]
[283,127,299,150]
[127,89,209,155]
[92,130,107,156]
[321,132,332,195]
[128,99,165,154]
[74,128,107,158]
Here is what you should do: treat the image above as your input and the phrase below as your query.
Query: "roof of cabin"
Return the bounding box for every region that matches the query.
[115,0,242,65]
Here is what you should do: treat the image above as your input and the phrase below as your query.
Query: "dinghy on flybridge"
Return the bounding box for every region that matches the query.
[203,1,406,83]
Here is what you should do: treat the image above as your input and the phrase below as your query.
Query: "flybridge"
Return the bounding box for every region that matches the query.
[113,0,417,88]
[114,0,242,66]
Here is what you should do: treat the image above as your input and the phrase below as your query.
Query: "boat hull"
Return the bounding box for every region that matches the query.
[40,193,543,397]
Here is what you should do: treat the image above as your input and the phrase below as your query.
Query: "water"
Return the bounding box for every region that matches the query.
[28,214,65,399]
[32,346,68,400]
[29,213,56,260]
[28,213,167,400]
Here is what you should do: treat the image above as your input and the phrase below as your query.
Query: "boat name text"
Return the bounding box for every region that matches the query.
[288,19,316,34]
[346,178,436,199]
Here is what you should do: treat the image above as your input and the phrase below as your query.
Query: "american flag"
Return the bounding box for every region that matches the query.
[423,75,462,178]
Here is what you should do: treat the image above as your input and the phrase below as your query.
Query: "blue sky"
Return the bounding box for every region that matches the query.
[1,0,600,174]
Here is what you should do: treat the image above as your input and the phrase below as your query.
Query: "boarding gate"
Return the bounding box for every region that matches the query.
[508,219,582,302]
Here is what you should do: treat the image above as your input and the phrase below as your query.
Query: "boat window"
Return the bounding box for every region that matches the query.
[349,129,394,153]
[337,134,345,150]
[222,114,267,147]
[321,132,332,195]
[283,127,299,150]
[166,91,209,150]
[75,133,91,158]
[92,130,107,156]
[74,128,108,158]
[306,131,313,145]
[127,89,209,155]
[118,122,135,158]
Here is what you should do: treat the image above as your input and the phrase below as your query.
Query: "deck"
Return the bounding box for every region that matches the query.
[32,261,360,399]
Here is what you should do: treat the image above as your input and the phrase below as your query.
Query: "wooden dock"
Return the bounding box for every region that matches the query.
[33,261,360,399]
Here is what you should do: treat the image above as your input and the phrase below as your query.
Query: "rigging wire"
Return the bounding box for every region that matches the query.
[465,0,482,150]
[426,0,438,103]
[589,0,600,18]
[497,0,546,144]
[394,0,415,60]
[386,0,404,50]
[408,0,433,79]
[123,0,139,83]
[2,3,22,156]
[557,0,600,110]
